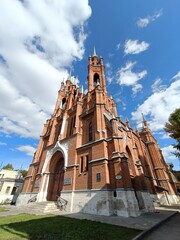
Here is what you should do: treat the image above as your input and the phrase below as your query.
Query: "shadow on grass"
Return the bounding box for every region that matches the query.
[0,214,141,240]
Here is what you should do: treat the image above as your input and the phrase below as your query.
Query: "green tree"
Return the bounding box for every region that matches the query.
[164,108,180,159]
[19,169,28,178]
[2,163,14,170]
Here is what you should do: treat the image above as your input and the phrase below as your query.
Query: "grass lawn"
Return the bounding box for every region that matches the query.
[0,206,8,212]
[0,214,141,240]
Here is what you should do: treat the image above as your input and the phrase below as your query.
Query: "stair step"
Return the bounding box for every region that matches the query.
[25,201,59,213]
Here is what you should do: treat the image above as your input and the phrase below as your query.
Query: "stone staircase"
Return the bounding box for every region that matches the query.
[20,201,60,214]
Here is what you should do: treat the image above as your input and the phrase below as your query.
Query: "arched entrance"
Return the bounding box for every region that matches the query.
[47,151,64,201]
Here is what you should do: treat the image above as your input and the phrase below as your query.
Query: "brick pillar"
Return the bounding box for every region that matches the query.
[120,155,132,188]
[147,142,176,197]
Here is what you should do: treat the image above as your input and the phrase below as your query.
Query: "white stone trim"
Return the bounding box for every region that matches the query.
[37,173,50,202]
[152,193,180,205]
[89,157,107,163]
[38,141,68,202]
[61,116,66,135]
[41,141,68,174]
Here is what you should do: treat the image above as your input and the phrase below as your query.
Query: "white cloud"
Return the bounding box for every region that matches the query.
[137,9,163,28]
[160,133,170,139]
[116,43,121,50]
[16,145,36,156]
[132,72,180,132]
[0,74,50,138]
[0,141,7,146]
[124,40,149,55]
[154,131,170,139]
[172,71,180,80]
[116,61,147,95]
[107,77,113,84]
[161,145,176,162]
[108,53,114,58]
[0,0,91,138]
[105,62,114,84]
[151,78,167,93]
[132,84,143,96]
[84,89,88,95]
[105,62,111,68]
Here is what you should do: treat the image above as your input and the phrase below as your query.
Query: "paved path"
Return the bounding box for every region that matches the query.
[136,212,180,240]
[0,204,179,231]
[57,210,177,231]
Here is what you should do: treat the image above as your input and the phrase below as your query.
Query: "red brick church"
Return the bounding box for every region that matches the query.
[17,50,178,217]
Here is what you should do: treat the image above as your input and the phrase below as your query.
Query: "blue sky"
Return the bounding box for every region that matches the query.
[0,0,180,170]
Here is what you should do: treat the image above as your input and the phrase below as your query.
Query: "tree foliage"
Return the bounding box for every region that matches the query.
[2,163,14,170]
[19,169,28,178]
[164,108,180,159]
[172,170,180,181]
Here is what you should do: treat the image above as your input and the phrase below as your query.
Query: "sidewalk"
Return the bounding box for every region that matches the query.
[0,204,179,231]
[135,212,180,240]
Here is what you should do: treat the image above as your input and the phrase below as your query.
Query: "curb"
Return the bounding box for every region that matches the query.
[132,211,178,240]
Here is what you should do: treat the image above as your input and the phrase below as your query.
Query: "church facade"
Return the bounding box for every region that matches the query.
[17,51,178,217]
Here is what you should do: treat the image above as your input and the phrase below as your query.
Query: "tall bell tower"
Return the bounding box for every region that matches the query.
[88,47,106,92]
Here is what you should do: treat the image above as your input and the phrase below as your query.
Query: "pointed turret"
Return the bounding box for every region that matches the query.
[142,113,147,127]
[135,126,140,137]
[67,67,72,81]
[61,78,65,89]
[93,46,98,57]
[81,85,84,94]
[125,117,130,129]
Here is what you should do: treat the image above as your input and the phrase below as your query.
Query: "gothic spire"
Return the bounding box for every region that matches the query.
[67,66,72,80]
[81,85,84,94]
[125,117,130,129]
[142,113,147,127]
[93,46,98,57]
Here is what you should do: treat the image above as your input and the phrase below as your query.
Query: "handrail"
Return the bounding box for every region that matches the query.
[28,194,37,203]
[56,195,68,211]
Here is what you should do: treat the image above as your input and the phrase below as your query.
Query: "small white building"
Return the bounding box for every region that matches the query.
[0,169,24,204]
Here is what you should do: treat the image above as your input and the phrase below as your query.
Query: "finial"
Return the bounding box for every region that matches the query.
[125,117,130,129]
[81,85,84,94]
[135,126,139,133]
[135,126,140,136]
[93,46,97,57]
[141,113,147,126]
[141,113,145,121]
[67,66,72,80]
[74,76,77,86]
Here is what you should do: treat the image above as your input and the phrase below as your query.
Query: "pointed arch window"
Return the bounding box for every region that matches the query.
[85,155,89,171]
[80,157,83,173]
[126,146,136,176]
[61,98,66,109]
[73,90,77,99]
[94,73,100,86]
[89,122,92,142]
[80,155,89,173]
[69,116,75,136]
